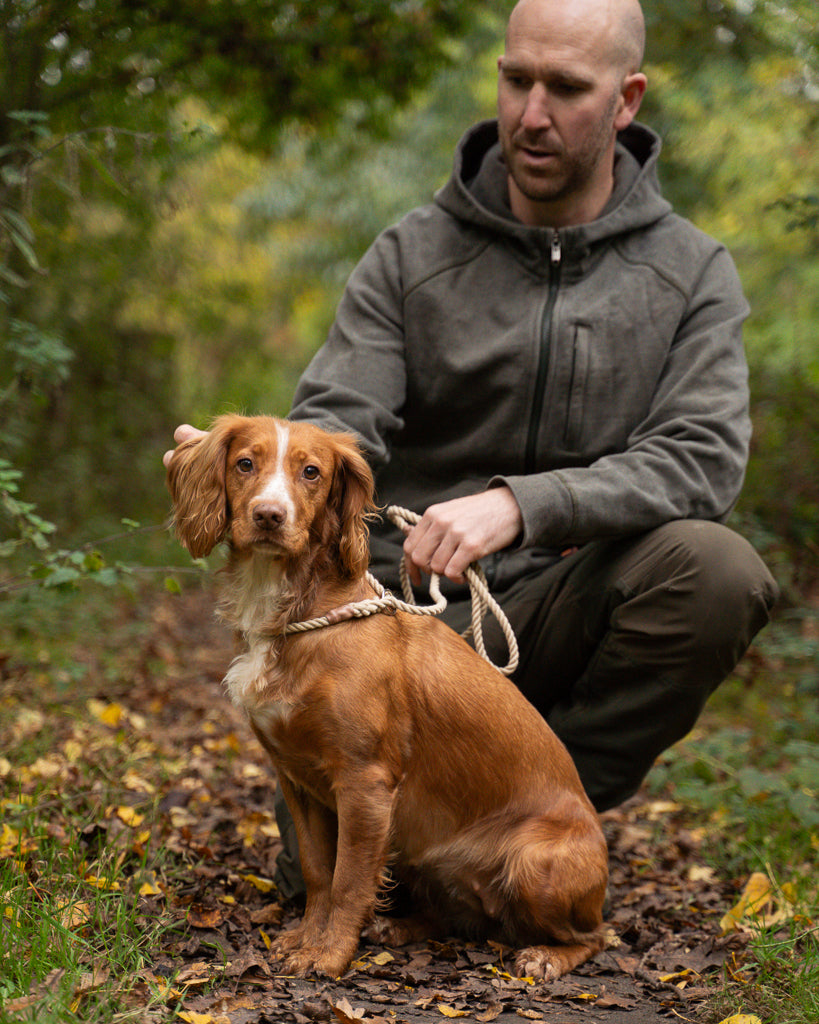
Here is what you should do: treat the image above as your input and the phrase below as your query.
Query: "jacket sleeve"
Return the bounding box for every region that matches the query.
[493,245,752,547]
[288,225,406,466]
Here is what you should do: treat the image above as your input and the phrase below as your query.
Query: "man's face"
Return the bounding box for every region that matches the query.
[497,2,634,226]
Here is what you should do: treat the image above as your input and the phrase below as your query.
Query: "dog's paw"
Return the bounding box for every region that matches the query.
[270,926,306,958]
[514,946,563,982]
[279,945,352,979]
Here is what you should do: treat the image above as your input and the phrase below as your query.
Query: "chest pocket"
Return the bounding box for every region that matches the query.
[561,321,659,457]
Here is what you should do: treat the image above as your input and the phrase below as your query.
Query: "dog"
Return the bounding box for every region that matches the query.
[166,414,609,980]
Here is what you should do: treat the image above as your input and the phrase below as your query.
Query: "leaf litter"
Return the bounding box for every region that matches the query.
[0,587,778,1022]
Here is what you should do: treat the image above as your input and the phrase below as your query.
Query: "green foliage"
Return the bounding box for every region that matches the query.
[650,629,819,879]
[0,458,56,556]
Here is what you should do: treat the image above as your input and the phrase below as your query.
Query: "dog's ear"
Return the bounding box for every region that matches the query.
[166,417,241,558]
[329,434,376,579]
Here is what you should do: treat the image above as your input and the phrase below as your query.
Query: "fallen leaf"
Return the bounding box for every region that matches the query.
[0,823,36,858]
[437,1005,468,1018]
[58,898,91,930]
[87,699,124,727]
[331,996,368,1022]
[716,1015,763,1024]
[688,864,717,883]
[719,871,796,935]
[242,873,276,893]
[188,903,229,929]
[115,806,145,828]
[370,950,394,966]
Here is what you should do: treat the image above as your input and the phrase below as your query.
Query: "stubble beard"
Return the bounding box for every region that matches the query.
[500,92,620,207]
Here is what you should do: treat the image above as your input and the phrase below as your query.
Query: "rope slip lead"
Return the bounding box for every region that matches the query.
[283,504,520,677]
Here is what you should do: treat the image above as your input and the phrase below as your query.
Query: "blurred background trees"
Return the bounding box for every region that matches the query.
[2,0,818,590]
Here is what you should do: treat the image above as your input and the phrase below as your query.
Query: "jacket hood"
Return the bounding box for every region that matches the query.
[434,119,672,256]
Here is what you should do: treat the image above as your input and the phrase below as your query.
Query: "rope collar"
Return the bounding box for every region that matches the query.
[282,505,519,677]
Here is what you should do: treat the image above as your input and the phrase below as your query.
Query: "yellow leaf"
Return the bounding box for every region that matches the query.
[139,877,163,897]
[371,950,394,965]
[87,698,124,727]
[0,824,36,859]
[84,875,121,891]
[242,873,275,893]
[643,800,682,819]
[660,969,695,983]
[260,928,272,949]
[720,872,773,935]
[717,1015,763,1024]
[115,806,144,828]
[437,1005,468,1018]
[176,1013,215,1024]
[0,757,12,777]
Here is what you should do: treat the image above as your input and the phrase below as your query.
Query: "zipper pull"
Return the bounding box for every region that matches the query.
[550,230,562,266]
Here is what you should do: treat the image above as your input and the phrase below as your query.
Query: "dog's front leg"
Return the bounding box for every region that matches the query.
[271,774,338,961]
[282,765,395,978]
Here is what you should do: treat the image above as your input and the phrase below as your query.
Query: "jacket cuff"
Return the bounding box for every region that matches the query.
[488,473,576,548]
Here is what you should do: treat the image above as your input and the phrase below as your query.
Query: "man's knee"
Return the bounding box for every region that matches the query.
[620,519,778,676]
[647,519,776,617]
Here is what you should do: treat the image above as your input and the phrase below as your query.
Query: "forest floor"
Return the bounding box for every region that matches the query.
[1,583,813,1023]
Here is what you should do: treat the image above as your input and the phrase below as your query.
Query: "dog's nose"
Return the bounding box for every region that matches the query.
[252,503,287,530]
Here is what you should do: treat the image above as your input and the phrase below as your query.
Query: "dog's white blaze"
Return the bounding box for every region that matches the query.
[253,420,295,518]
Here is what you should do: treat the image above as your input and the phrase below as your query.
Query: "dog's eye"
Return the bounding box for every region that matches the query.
[237,458,254,473]
[302,465,320,481]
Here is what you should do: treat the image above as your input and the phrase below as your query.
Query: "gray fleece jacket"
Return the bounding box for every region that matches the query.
[289,119,751,592]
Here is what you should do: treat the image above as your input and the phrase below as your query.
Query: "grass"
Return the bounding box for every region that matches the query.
[0,811,178,1022]
[0,586,189,1023]
[649,612,819,1024]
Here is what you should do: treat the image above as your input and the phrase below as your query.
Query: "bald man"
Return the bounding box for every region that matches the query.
[168,0,777,897]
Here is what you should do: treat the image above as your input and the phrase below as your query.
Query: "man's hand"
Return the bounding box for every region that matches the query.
[402,487,523,585]
[163,424,208,468]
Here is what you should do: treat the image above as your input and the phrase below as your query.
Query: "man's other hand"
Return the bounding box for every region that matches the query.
[163,424,207,468]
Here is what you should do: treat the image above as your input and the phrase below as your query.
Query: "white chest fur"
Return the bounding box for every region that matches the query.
[224,642,276,705]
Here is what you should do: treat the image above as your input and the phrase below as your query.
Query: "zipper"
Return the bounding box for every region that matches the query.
[524,230,562,474]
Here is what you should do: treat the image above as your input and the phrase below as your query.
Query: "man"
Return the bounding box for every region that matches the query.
[167,0,777,867]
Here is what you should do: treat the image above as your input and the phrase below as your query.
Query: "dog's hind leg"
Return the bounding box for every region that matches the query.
[501,814,610,981]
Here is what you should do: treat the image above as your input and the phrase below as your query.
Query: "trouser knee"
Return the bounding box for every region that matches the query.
[621,520,778,687]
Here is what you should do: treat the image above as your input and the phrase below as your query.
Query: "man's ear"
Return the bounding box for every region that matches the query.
[614,71,647,131]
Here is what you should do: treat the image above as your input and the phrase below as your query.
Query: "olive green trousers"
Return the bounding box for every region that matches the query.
[440,519,778,811]
[273,520,778,897]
